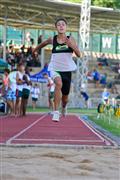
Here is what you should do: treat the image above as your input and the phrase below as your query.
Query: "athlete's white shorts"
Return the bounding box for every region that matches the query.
[50,71,61,80]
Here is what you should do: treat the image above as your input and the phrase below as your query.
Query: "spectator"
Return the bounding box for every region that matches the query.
[7,69,17,116]
[102,88,110,105]
[100,73,107,87]
[21,67,32,116]
[87,71,93,81]
[2,68,10,97]
[92,69,100,87]
[98,53,108,67]
[16,63,25,116]
[107,81,118,94]
[43,72,55,114]
[31,84,40,110]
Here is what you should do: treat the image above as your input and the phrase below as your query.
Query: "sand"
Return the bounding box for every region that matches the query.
[0,147,120,180]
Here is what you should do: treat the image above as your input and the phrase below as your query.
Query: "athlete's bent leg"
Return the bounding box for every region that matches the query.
[54,77,62,111]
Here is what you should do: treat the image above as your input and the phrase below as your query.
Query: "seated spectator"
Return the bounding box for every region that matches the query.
[100,73,107,87]
[92,69,100,87]
[107,81,118,94]
[87,71,93,81]
[28,52,41,67]
[97,53,108,67]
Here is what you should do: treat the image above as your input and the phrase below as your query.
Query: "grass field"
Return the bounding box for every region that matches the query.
[27,107,120,137]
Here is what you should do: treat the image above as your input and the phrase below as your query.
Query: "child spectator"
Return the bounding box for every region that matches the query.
[43,73,55,114]
[31,84,40,110]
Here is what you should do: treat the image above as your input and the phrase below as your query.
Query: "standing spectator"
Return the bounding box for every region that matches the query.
[102,88,110,105]
[6,69,17,116]
[16,63,25,116]
[31,84,40,110]
[21,67,32,116]
[80,83,90,108]
[2,69,10,99]
[2,69,10,113]
[43,73,55,114]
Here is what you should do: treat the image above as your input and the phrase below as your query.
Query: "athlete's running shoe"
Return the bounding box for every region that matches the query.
[52,111,60,122]
[61,106,67,116]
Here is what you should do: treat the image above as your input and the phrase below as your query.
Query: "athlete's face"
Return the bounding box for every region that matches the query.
[56,20,67,34]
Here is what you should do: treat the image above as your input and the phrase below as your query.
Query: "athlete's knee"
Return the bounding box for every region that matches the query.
[55,78,62,89]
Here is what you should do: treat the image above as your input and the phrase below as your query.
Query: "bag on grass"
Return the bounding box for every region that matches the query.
[114,105,120,117]
[97,103,105,113]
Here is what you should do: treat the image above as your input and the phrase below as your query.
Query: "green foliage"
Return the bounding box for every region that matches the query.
[92,0,120,8]
[63,0,120,8]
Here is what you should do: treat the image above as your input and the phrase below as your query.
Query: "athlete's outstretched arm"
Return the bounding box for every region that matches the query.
[65,36,81,57]
[33,37,53,53]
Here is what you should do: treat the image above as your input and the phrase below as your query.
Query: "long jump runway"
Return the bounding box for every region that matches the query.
[0,113,114,147]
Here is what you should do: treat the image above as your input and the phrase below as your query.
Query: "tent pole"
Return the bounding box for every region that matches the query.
[41,29,45,68]
[22,28,25,45]
[3,17,7,61]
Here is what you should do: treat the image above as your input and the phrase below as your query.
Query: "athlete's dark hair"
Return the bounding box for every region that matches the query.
[55,18,67,26]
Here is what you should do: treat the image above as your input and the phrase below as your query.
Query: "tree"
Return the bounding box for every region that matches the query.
[63,0,120,9]
[92,0,120,9]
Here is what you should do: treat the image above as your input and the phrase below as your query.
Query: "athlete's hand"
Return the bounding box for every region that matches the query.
[65,36,81,57]
[65,37,76,49]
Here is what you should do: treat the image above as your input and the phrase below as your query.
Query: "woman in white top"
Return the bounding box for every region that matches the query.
[33,18,81,121]
[16,63,25,116]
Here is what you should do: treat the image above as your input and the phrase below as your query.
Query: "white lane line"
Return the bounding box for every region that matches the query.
[78,116,111,146]
[14,138,103,143]
[6,114,47,145]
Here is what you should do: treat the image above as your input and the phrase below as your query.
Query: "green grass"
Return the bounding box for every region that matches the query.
[88,114,120,137]
[27,107,120,137]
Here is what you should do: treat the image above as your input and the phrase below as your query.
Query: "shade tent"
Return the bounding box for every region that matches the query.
[30,65,50,83]
[0,58,8,66]
[0,58,8,73]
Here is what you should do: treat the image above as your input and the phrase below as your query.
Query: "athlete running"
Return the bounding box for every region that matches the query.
[33,18,81,121]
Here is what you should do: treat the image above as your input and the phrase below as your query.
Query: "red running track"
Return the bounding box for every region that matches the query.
[0,113,114,146]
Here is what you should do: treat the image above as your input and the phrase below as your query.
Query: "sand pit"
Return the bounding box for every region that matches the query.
[1,147,120,180]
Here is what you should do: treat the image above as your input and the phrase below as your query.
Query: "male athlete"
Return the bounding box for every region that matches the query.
[33,18,81,121]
